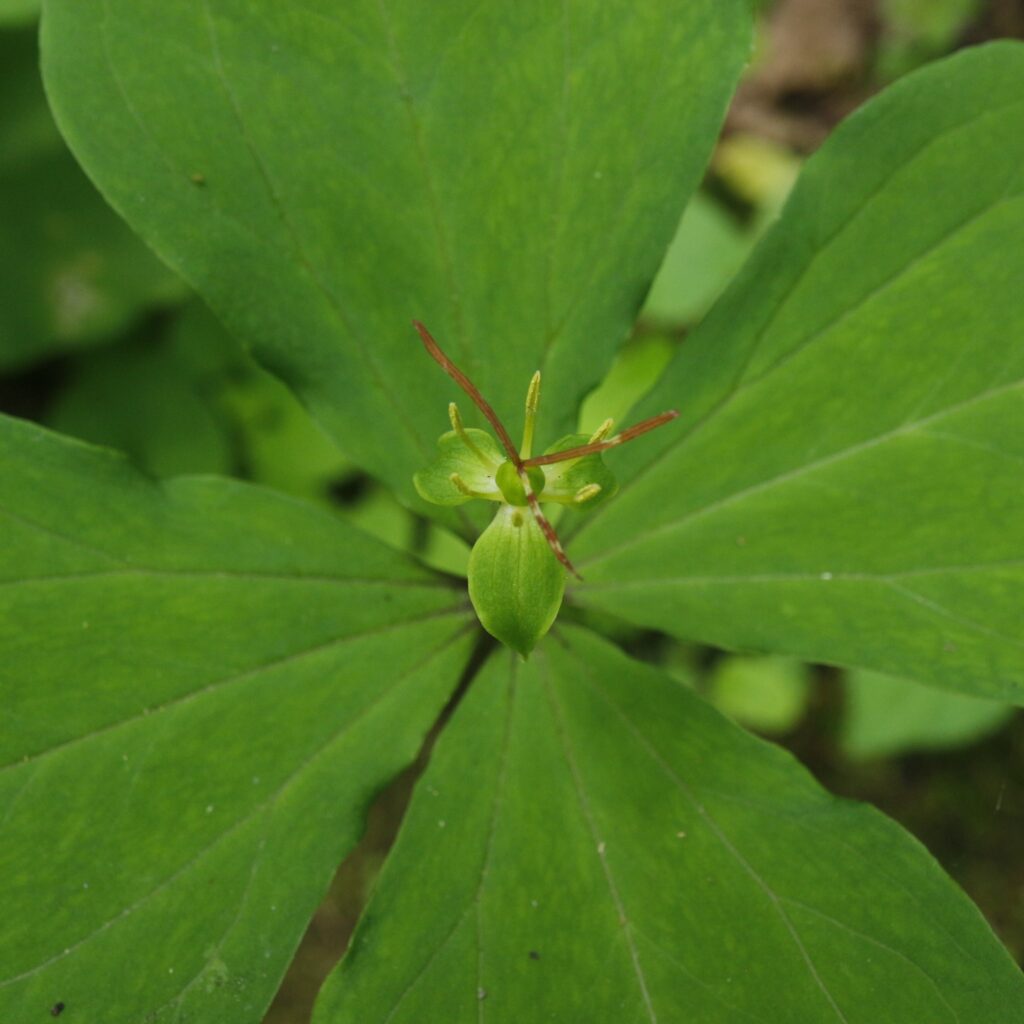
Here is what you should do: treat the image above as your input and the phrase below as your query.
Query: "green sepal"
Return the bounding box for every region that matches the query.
[540,433,619,509]
[413,428,504,506]
[468,504,566,657]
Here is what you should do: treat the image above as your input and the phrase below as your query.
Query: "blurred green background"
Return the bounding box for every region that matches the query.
[2,1,1021,1020]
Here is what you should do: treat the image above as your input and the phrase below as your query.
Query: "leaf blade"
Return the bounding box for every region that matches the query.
[313,625,1024,1022]
[40,0,752,512]
[569,42,1024,701]
[0,415,476,1023]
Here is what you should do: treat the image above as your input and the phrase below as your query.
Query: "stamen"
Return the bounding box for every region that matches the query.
[449,472,494,500]
[588,418,614,444]
[573,483,602,504]
[522,410,679,468]
[521,371,541,459]
[448,402,496,468]
[414,321,521,465]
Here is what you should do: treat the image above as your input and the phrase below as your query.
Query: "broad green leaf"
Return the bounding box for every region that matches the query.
[842,669,1014,759]
[0,415,475,1023]
[0,29,182,369]
[569,43,1024,702]
[314,625,1024,1022]
[40,0,751,514]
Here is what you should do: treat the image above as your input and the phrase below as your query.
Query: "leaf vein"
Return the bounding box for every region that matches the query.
[778,898,960,1024]
[0,568,451,590]
[375,0,468,373]
[569,96,1024,548]
[200,0,431,460]
[0,625,471,990]
[567,646,850,1023]
[540,653,659,1024]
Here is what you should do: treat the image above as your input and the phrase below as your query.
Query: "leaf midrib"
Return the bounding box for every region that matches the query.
[554,641,851,1023]
[0,567,452,589]
[0,606,471,775]
[578,376,1024,571]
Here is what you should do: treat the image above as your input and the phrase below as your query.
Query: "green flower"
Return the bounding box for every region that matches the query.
[412,322,676,656]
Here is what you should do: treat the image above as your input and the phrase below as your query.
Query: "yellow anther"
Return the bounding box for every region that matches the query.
[521,371,542,459]
[573,483,602,504]
[447,401,463,433]
[449,472,472,496]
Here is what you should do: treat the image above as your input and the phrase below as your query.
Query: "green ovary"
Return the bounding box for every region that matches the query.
[468,503,565,657]
[495,461,545,506]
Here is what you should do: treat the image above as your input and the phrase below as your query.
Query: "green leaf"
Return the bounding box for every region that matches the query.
[0,414,475,1023]
[842,669,1014,759]
[877,0,982,80]
[314,625,1024,1022]
[570,43,1024,702]
[40,0,751,512]
[0,28,182,369]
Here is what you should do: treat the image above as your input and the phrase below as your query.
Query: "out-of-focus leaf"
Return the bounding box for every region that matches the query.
[706,653,810,734]
[642,138,799,329]
[45,337,233,477]
[878,0,982,80]
[0,29,182,369]
[0,0,37,26]
[713,132,800,209]
[167,300,353,503]
[579,335,675,434]
[642,193,752,327]
[842,669,1014,759]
